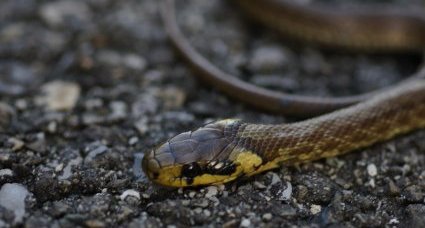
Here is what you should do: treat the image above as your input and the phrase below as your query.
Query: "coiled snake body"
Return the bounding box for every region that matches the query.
[142,0,425,187]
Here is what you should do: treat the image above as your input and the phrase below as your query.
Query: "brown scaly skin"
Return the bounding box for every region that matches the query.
[233,0,425,51]
[142,0,425,187]
[143,76,425,187]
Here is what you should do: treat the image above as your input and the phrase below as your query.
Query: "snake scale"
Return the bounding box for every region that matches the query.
[142,0,425,187]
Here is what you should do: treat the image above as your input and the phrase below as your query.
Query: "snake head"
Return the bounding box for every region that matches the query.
[142,119,246,187]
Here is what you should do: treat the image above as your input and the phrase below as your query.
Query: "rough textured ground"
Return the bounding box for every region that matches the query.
[0,0,424,227]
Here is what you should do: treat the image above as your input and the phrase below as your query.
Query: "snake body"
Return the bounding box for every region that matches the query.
[142,0,425,187]
[233,0,425,51]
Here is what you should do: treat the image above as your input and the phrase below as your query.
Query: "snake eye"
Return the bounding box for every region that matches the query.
[181,162,202,178]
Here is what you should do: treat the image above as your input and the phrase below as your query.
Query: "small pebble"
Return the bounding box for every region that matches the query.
[367,164,378,177]
[188,191,196,198]
[123,53,147,71]
[0,103,14,130]
[85,219,105,228]
[159,87,187,110]
[47,121,57,133]
[59,156,82,180]
[388,180,400,195]
[39,1,92,28]
[279,205,297,217]
[55,163,64,172]
[39,81,81,111]
[254,181,266,190]
[205,186,218,198]
[249,45,291,72]
[310,204,322,215]
[181,200,190,206]
[128,137,139,146]
[120,189,141,201]
[8,138,24,151]
[0,63,36,96]
[84,142,108,163]
[262,213,272,221]
[134,117,148,135]
[109,101,127,120]
[403,185,424,203]
[405,204,425,225]
[270,173,281,185]
[15,99,28,110]
[240,218,251,227]
[388,218,399,225]
[193,199,209,208]
[0,183,30,223]
[203,209,211,217]
[0,169,13,177]
[84,99,103,110]
[278,182,292,201]
[368,179,376,188]
[96,49,121,67]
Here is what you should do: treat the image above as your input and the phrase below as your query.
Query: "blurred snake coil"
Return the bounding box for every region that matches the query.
[142,0,425,187]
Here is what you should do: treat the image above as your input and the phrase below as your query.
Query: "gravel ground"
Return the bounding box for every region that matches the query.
[0,0,424,227]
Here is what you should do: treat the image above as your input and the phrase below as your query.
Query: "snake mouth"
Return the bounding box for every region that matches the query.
[141,141,247,187]
[142,156,243,187]
[142,143,242,187]
[142,144,271,187]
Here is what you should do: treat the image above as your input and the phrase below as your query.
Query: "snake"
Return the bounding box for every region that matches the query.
[142,0,425,187]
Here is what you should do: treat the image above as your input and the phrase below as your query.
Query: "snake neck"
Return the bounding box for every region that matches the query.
[231,79,425,166]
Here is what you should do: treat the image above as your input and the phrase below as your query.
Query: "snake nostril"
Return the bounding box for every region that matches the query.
[152,172,159,179]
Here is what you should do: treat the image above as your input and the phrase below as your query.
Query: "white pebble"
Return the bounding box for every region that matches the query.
[240,218,251,227]
[262,213,273,221]
[194,207,203,214]
[203,209,211,217]
[39,1,91,28]
[8,137,24,151]
[205,186,218,198]
[39,81,81,111]
[389,218,399,225]
[0,183,30,223]
[188,191,196,198]
[310,204,322,215]
[120,189,140,201]
[367,163,378,177]
[128,136,139,146]
[123,54,146,71]
[368,178,376,188]
[47,121,57,133]
[279,182,292,201]
[55,163,64,172]
[270,173,281,185]
[58,156,82,180]
[0,169,13,177]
